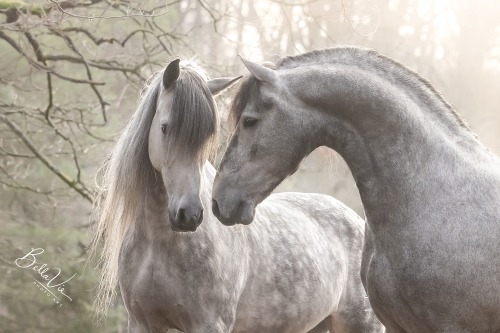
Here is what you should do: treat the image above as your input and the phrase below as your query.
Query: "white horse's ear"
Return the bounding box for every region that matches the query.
[208,76,242,96]
[240,56,277,84]
[163,59,180,89]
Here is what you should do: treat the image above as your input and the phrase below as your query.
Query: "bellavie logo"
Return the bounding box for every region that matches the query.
[15,248,76,307]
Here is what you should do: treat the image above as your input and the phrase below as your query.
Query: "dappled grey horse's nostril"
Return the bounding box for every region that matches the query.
[212,198,235,226]
[212,198,243,226]
[212,199,221,218]
[196,209,204,226]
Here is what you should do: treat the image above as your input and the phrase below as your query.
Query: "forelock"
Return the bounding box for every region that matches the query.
[228,74,261,130]
[165,66,218,158]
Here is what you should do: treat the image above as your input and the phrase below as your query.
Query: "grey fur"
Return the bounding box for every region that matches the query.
[93,59,383,333]
[213,46,500,332]
[121,165,383,332]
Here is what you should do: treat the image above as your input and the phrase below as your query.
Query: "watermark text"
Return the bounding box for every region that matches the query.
[15,248,76,307]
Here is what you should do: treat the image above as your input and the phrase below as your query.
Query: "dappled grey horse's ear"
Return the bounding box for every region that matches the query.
[240,56,277,84]
[163,59,181,89]
[208,76,242,96]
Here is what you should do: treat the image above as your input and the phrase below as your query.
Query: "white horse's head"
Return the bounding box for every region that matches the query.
[149,59,240,232]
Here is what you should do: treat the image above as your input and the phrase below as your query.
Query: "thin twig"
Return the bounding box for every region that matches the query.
[0,115,93,203]
[48,0,169,20]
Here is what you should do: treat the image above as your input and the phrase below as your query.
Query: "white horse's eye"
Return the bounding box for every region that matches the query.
[243,117,258,128]
[161,124,167,134]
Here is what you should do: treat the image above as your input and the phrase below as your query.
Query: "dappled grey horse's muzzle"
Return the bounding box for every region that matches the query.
[211,195,255,226]
[211,172,257,226]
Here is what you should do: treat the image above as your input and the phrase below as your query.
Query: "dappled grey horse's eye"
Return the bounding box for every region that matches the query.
[243,117,258,128]
[262,99,273,110]
[161,124,167,134]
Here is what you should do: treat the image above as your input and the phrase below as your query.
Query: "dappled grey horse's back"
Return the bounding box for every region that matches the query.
[241,191,382,333]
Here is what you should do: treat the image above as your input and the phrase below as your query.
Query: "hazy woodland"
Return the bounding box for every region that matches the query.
[0,0,499,331]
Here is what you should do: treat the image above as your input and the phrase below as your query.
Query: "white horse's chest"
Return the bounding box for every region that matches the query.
[119,241,188,329]
[118,227,245,331]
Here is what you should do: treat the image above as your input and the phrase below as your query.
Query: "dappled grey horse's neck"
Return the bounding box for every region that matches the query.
[277,48,496,230]
[288,49,482,178]
[282,48,473,139]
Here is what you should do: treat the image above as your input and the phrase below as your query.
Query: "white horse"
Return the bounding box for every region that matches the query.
[92,59,384,333]
[212,46,500,332]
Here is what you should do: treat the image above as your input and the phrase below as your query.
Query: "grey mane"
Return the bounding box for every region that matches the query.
[231,46,474,135]
[112,64,218,196]
[228,75,260,129]
[110,72,160,202]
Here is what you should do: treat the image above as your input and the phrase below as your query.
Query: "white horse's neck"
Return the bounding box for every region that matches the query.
[201,161,216,203]
[202,161,216,186]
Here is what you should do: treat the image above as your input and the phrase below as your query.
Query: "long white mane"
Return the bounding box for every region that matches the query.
[90,70,161,318]
[90,60,217,319]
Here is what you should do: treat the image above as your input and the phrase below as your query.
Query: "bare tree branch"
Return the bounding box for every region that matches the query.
[0,115,93,202]
[0,0,181,204]
[48,0,169,20]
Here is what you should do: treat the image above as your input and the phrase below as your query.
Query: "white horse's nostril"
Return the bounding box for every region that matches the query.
[177,208,186,223]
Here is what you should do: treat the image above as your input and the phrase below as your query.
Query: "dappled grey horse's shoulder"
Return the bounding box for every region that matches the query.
[263,192,365,237]
[267,192,363,220]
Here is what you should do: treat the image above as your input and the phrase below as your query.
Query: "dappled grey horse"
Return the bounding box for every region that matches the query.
[92,59,383,333]
[212,47,500,332]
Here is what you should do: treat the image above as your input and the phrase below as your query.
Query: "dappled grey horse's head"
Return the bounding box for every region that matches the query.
[149,59,240,231]
[212,58,322,226]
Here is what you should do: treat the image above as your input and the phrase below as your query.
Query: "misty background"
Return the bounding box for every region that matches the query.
[0,0,499,331]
